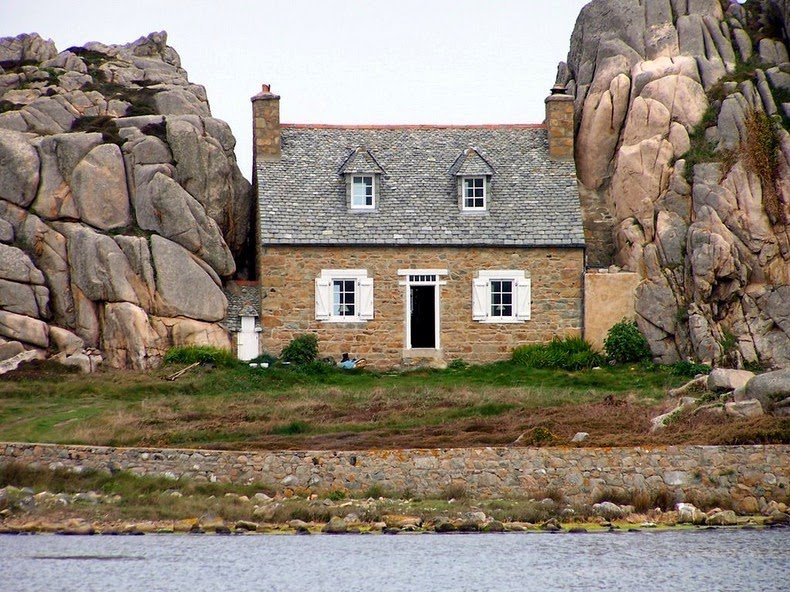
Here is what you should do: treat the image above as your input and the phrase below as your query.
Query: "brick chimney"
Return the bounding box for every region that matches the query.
[544,84,574,161]
[251,83,281,161]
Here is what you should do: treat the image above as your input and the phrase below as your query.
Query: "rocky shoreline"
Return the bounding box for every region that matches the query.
[2,483,788,537]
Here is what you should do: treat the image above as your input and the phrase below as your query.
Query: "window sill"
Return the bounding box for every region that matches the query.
[320,318,368,324]
[477,318,526,324]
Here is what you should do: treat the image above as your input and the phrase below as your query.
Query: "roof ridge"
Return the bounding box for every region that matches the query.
[282,123,546,130]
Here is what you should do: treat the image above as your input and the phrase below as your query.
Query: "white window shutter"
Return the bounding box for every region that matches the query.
[359,277,374,320]
[516,278,531,320]
[315,278,331,320]
[472,278,488,321]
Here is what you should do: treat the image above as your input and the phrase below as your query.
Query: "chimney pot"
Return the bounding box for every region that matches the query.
[545,86,574,161]
[252,82,281,161]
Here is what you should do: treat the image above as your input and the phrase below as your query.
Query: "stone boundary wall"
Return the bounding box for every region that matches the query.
[2,442,787,507]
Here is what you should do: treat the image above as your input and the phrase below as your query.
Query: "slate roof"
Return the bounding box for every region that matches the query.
[223,283,261,332]
[337,147,387,175]
[257,125,584,247]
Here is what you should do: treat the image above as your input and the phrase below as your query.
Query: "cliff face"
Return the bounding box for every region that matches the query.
[0,32,253,370]
[562,0,790,368]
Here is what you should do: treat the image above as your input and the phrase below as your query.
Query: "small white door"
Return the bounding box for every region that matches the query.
[237,316,259,361]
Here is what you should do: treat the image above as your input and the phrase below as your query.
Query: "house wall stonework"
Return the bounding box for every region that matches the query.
[259,245,584,366]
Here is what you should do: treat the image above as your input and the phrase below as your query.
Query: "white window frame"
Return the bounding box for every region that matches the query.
[315,269,373,323]
[462,176,486,210]
[351,175,375,209]
[473,270,531,324]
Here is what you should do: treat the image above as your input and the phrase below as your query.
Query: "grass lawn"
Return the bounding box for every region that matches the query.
[0,359,786,450]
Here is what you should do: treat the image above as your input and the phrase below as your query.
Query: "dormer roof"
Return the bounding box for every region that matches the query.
[449,147,495,177]
[337,146,386,176]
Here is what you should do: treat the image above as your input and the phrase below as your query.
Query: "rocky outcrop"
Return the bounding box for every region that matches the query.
[563,0,790,368]
[0,32,247,368]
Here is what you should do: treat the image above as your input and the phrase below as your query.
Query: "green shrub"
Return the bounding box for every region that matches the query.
[163,345,238,367]
[512,336,604,371]
[280,333,319,365]
[447,358,468,371]
[270,420,311,435]
[604,320,652,364]
[669,360,712,377]
[250,352,278,366]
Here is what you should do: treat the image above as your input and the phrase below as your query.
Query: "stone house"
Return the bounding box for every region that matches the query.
[223,281,262,361]
[251,84,587,368]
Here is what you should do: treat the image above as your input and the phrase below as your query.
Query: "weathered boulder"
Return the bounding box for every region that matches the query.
[0,311,49,348]
[99,302,162,370]
[707,368,755,392]
[322,516,348,534]
[639,75,708,129]
[0,244,45,285]
[0,31,241,368]
[49,326,84,355]
[564,0,790,369]
[150,235,227,322]
[58,224,142,305]
[134,172,235,277]
[706,510,738,526]
[0,340,25,362]
[150,316,231,350]
[0,33,58,63]
[0,129,40,207]
[676,502,707,525]
[0,279,49,318]
[744,369,790,414]
[15,215,74,328]
[724,399,764,419]
[71,144,131,230]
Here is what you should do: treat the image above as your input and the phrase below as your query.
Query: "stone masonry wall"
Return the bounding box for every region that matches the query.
[584,270,641,350]
[2,442,787,509]
[258,246,584,366]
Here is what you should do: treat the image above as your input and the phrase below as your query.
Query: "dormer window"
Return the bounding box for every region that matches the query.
[450,147,495,212]
[463,177,486,210]
[352,175,375,209]
[339,146,386,211]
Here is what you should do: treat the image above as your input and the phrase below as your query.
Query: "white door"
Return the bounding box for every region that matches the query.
[237,316,259,361]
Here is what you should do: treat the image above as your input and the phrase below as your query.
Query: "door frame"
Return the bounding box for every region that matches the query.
[398,269,447,351]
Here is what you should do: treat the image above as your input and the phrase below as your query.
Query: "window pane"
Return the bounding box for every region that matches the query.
[352,176,373,207]
[490,279,513,317]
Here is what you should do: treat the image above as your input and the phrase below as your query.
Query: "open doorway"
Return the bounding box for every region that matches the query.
[410,285,436,348]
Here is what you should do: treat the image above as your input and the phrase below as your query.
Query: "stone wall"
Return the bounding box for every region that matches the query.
[584,270,641,349]
[258,245,584,366]
[2,442,787,509]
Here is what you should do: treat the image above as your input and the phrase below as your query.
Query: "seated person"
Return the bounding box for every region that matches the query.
[338,352,366,369]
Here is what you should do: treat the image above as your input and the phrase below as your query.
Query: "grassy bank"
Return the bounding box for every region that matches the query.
[0,359,787,449]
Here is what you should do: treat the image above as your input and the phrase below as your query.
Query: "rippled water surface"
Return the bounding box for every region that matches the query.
[1,529,787,591]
